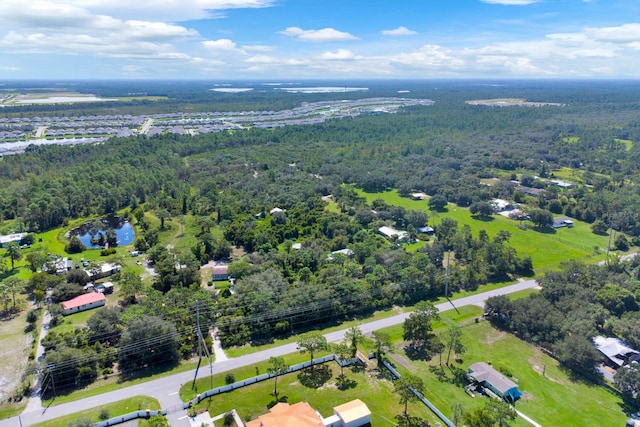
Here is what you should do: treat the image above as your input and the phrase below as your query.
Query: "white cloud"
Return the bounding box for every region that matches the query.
[319,49,357,60]
[203,39,238,50]
[32,0,275,22]
[381,26,417,36]
[390,44,465,69]
[0,66,21,71]
[279,27,358,42]
[585,23,640,43]
[480,0,540,4]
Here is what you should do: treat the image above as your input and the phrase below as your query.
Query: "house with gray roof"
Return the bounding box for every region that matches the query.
[468,362,522,402]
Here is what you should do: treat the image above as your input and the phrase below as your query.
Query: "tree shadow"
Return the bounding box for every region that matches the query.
[0,307,20,321]
[533,226,557,234]
[471,215,495,222]
[395,414,431,427]
[404,344,433,361]
[297,364,332,388]
[336,375,357,390]
[428,365,450,383]
[267,395,289,409]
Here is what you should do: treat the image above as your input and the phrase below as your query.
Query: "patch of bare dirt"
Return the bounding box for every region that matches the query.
[390,353,415,372]
[0,309,31,403]
[481,329,506,345]
[528,354,565,384]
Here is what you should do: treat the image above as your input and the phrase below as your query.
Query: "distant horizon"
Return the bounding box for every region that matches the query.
[1,77,640,83]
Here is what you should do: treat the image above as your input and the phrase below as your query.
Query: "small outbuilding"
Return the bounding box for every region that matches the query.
[62,293,106,316]
[333,399,371,427]
[468,362,522,402]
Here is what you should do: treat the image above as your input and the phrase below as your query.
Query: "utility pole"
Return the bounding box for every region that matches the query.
[191,300,214,393]
[445,251,460,314]
[192,300,202,390]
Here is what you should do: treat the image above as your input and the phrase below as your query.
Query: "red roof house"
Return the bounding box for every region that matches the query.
[62,293,106,316]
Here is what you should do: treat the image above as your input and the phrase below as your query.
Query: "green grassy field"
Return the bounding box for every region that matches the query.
[355,188,613,274]
[185,360,438,427]
[185,303,627,427]
[31,396,161,427]
[377,306,627,427]
[615,138,634,150]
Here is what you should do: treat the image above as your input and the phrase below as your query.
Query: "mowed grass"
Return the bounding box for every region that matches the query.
[615,138,633,150]
[377,306,627,427]
[355,189,612,274]
[186,361,437,427]
[31,395,161,427]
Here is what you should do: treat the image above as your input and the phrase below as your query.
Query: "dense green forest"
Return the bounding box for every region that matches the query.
[3,80,640,401]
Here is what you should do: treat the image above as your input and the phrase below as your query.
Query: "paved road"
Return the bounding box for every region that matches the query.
[3,279,539,427]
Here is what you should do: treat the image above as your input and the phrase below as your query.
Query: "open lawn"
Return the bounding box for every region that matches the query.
[377,306,627,427]
[356,188,612,274]
[52,306,99,334]
[185,360,437,427]
[31,395,161,427]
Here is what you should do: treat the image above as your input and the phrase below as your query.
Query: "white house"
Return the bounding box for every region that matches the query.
[378,226,408,241]
[62,293,106,316]
[0,233,27,247]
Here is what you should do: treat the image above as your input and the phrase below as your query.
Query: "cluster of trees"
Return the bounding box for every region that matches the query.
[36,263,214,394]
[3,81,640,242]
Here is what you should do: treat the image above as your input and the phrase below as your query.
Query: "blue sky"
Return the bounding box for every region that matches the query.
[0,0,639,79]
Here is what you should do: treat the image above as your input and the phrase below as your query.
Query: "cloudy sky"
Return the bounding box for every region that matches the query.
[0,0,639,79]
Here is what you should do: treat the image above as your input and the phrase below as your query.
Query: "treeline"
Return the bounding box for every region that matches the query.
[3,82,640,237]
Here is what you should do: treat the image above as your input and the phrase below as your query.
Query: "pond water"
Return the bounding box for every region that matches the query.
[69,216,135,248]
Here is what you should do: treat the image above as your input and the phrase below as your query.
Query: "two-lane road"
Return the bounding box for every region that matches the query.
[4,279,538,427]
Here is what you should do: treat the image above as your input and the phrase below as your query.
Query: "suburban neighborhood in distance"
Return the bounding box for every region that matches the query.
[2,78,640,427]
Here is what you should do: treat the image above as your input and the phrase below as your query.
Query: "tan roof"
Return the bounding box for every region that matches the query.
[245,402,323,427]
[333,399,371,424]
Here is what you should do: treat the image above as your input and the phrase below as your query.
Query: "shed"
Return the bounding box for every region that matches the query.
[468,362,522,402]
[333,399,371,427]
[62,293,106,316]
[327,248,354,260]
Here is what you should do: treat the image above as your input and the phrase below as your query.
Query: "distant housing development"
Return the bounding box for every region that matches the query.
[0,97,433,155]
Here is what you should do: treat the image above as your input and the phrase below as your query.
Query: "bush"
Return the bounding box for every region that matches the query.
[225,372,236,385]
[26,310,38,323]
[498,366,513,377]
[99,408,110,420]
[101,248,117,256]
[65,236,86,254]
[224,411,235,427]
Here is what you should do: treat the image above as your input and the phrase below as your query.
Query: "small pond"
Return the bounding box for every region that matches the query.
[69,216,135,248]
